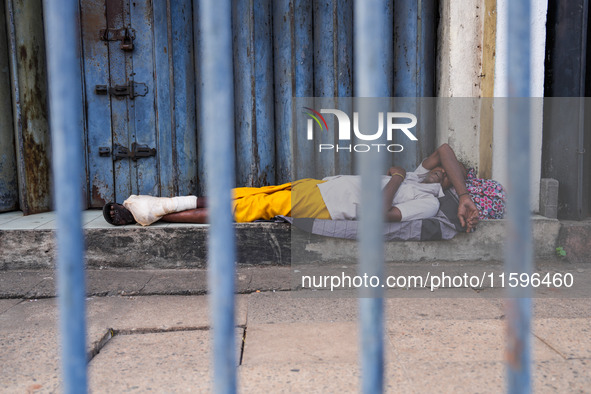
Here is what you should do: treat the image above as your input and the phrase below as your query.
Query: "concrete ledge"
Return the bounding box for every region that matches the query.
[557,219,591,263]
[301,216,562,263]
[0,216,585,270]
[0,223,291,270]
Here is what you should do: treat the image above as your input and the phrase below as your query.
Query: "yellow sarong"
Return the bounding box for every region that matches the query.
[232,178,331,222]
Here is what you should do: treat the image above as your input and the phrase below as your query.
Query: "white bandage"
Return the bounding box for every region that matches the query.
[123,195,198,226]
[172,196,198,212]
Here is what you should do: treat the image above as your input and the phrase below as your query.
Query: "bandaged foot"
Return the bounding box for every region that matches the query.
[123,195,197,226]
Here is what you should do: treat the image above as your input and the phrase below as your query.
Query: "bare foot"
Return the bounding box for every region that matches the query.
[103,202,136,225]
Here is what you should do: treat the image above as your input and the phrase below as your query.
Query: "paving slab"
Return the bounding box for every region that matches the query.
[36,210,103,230]
[0,295,247,392]
[87,294,248,331]
[1,274,590,393]
[0,298,21,314]
[0,298,58,331]
[0,299,94,394]
[0,329,61,393]
[532,318,591,359]
[238,362,409,393]
[0,212,56,229]
[246,291,358,324]
[471,286,591,318]
[534,359,591,393]
[386,319,562,364]
[399,359,590,393]
[530,298,591,319]
[0,298,109,348]
[0,210,23,225]
[242,322,360,365]
[83,215,137,229]
[88,329,243,393]
[385,288,505,321]
[400,361,504,393]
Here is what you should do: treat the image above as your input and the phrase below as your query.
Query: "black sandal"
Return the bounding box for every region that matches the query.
[102,202,136,226]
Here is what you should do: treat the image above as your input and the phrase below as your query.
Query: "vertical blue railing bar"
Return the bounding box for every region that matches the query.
[506,1,532,393]
[355,1,390,392]
[199,1,237,393]
[43,0,87,392]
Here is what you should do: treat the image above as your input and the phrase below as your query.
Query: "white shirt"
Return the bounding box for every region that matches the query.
[317,163,444,221]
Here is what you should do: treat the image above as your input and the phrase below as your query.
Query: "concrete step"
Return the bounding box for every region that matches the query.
[0,210,588,270]
[0,267,291,298]
[3,261,588,299]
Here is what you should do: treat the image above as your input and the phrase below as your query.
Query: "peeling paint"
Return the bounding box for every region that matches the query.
[233,0,275,187]
[8,0,52,215]
[0,0,19,212]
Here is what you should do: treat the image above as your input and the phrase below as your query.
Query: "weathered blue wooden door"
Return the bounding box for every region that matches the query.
[80,0,196,207]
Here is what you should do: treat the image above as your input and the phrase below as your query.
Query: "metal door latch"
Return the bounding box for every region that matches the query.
[120,28,134,51]
[107,143,156,161]
[99,27,135,51]
[95,81,148,99]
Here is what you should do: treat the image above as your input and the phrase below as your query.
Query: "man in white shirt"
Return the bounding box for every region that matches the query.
[105,144,479,232]
[313,143,477,231]
[316,163,444,222]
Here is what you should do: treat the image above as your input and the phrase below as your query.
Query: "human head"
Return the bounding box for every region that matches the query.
[423,163,467,190]
[423,167,450,189]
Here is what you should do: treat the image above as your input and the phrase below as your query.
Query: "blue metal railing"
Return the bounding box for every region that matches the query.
[506,1,533,393]
[354,1,391,392]
[43,1,533,392]
[200,0,238,392]
[43,0,87,392]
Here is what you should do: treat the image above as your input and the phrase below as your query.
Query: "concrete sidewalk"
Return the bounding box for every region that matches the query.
[1,266,590,393]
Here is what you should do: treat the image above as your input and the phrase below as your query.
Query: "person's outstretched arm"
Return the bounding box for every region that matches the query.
[161,208,209,223]
[422,143,479,232]
[161,196,209,223]
[383,166,406,222]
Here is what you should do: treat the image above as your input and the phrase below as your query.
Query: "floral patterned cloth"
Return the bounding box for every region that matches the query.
[465,168,506,220]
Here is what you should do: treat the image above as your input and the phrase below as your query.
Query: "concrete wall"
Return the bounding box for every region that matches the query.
[437,0,547,213]
[492,0,547,213]
[436,0,484,170]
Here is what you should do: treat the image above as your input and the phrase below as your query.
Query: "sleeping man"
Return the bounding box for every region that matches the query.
[104,143,479,232]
